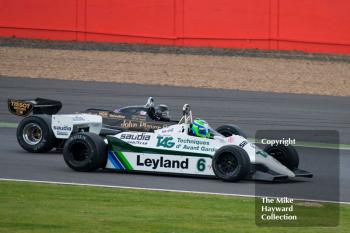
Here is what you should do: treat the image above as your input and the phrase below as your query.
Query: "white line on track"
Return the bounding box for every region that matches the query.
[1,178,349,205]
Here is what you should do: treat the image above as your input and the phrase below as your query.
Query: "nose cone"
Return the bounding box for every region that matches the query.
[267,156,295,177]
[256,153,295,177]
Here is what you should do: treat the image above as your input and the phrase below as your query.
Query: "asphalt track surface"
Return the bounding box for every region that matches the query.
[0,76,349,203]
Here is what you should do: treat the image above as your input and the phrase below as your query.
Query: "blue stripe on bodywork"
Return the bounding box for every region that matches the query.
[108,151,124,170]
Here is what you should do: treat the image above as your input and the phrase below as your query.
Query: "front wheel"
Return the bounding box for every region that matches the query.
[212,145,251,182]
[63,132,107,172]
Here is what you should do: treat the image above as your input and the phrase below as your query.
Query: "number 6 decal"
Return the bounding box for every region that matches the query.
[197,158,206,171]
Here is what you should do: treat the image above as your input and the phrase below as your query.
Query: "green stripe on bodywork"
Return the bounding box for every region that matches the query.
[107,136,212,158]
[116,151,133,170]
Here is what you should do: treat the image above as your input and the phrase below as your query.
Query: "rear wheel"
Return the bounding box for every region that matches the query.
[212,145,251,182]
[216,124,247,138]
[63,132,107,172]
[17,115,57,153]
[264,144,299,170]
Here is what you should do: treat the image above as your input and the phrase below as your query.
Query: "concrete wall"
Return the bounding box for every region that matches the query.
[1,0,349,54]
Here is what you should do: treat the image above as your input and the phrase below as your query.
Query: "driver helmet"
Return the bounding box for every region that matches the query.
[192,119,210,138]
[155,104,170,121]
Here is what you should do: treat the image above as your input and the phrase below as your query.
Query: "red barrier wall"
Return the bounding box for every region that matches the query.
[1,0,350,54]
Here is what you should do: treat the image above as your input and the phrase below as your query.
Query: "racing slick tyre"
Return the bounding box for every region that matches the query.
[17,115,57,153]
[212,145,251,182]
[264,144,299,170]
[63,132,107,172]
[216,124,247,138]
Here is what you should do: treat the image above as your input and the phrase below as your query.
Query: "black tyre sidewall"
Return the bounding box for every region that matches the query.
[264,144,299,170]
[17,115,56,153]
[212,145,251,182]
[63,132,107,172]
[216,124,247,138]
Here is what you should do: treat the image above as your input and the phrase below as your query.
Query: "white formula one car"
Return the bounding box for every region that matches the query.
[63,104,313,182]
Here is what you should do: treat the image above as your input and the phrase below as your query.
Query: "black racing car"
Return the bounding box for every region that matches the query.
[8,97,246,153]
[8,97,178,152]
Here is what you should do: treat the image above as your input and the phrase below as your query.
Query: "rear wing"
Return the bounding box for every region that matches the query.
[8,98,62,117]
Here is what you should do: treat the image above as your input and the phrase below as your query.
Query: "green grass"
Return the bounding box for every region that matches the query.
[0,181,349,233]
